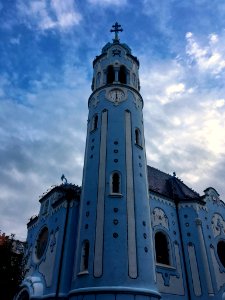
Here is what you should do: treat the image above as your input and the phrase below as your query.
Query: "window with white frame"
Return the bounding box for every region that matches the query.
[217,240,225,268]
[80,240,89,272]
[111,171,121,194]
[155,231,171,266]
[135,128,142,147]
[91,114,98,131]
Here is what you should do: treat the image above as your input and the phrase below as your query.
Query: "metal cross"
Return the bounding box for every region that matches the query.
[110,22,123,41]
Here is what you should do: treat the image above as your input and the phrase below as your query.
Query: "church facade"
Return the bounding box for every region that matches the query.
[15,24,225,300]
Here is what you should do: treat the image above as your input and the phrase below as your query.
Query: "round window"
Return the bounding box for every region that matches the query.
[217,240,225,268]
[36,227,49,260]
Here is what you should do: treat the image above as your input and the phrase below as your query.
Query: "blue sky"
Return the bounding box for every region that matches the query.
[1,0,225,240]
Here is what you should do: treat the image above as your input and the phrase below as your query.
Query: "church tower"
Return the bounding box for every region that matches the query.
[70,23,160,300]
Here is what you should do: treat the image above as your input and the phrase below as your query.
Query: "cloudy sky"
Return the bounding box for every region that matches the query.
[1,0,225,240]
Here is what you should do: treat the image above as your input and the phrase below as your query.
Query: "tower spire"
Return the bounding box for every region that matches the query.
[72,28,160,300]
[110,22,123,42]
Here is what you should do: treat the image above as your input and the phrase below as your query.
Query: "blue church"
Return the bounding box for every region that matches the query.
[16,24,225,300]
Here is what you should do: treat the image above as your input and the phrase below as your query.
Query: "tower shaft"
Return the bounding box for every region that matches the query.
[70,24,160,300]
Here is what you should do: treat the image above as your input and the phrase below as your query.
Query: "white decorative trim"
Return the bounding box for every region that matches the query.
[211,213,225,237]
[152,208,169,229]
[210,246,225,291]
[125,110,137,279]
[156,243,184,295]
[196,218,214,295]
[133,95,142,110]
[188,244,202,296]
[90,96,99,108]
[39,231,59,287]
[94,110,108,277]
[150,195,176,208]
[178,203,208,212]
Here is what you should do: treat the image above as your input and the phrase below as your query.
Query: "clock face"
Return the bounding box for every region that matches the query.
[108,89,125,104]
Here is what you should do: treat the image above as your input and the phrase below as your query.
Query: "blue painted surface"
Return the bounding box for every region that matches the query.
[15,33,225,300]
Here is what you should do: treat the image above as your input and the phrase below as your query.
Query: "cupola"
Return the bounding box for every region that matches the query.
[91,22,140,92]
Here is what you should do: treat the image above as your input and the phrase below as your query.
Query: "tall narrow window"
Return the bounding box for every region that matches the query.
[155,231,170,265]
[91,114,98,131]
[132,73,136,87]
[80,240,89,272]
[36,227,49,260]
[111,172,121,194]
[96,72,101,88]
[135,128,142,147]
[217,240,225,268]
[119,65,127,84]
[107,65,115,83]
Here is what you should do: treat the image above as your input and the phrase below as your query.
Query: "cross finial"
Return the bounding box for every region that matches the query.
[110,22,123,42]
[61,174,68,184]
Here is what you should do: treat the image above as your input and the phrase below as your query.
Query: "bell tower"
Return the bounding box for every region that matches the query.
[70,23,160,300]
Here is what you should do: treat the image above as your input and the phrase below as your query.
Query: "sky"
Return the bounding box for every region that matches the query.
[0,0,225,240]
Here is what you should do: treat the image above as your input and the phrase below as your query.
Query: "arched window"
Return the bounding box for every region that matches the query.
[217,240,225,268]
[119,65,127,84]
[135,128,142,147]
[155,231,170,265]
[80,240,89,272]
[91,114,98,131]
[111,172,121,194]
[107,65,115,83]
[132,73,136,87]
[96,72,101,88]
[36,227,49,260]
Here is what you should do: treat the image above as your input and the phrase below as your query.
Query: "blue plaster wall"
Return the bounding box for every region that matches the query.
[16,37,225,300]
[23,189,80,299]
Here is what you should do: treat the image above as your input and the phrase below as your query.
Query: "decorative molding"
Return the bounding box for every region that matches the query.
[150,195,176,208]
[211,213,225,238]
[90,96,99,108]
[133,95,142,110]
[125,110,137,279]
[210,246,225,291]
[187,243,202,296]
[51,202,67,215]
[178,202,208,212]
[94,110,108,277]
[39,230,59,287]
[156,243,184,295]
[196,218,214,295]
[152,208,169,229]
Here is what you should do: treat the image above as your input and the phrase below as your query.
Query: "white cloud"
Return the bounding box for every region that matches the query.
[17,0,82,31]
[214,99,225,108]
[10,37,21,45]
[88,0,127,6]
[139,45,225,200]
[166,83,185,97]
[186,31,225,75]
[50,0,81,27]
[209,33,218,44]
[0,64,90,239]
[200,98,225,109]
[140,58,186,105]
